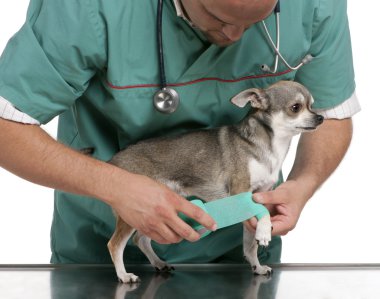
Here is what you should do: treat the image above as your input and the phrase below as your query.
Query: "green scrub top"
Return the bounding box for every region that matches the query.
[0,0,355,264]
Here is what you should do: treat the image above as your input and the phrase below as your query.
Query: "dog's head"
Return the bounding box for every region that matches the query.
[230,81,324,136]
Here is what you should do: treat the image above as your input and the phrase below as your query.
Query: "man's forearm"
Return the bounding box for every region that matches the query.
[0,118,216,243]
[287,118,353,200]
[0,118,124,204]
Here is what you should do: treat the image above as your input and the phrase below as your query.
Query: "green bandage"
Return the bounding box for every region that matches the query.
[179,192,269,238]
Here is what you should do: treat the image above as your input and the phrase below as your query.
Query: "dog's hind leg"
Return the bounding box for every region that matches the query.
[108,216,140,283]
[133,231,174,272]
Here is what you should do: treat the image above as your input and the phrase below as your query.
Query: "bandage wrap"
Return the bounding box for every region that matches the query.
[179,192,269,238]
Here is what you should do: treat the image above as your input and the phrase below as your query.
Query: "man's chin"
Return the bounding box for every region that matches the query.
[204,33,236,47]
[215,40,235,47]
[210,38,236,47]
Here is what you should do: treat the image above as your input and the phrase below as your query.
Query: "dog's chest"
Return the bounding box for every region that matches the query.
[248,158,280,192]
[247,138,290,192]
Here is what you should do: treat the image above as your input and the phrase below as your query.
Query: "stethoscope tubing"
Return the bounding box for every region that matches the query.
[154,0,312,113]
[261,1,313,72]
[261,18,307,72]
[153,0,180,114]
[157,0,167,89]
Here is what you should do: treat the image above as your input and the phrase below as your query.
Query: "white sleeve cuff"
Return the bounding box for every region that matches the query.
[0,90,361,125]
[0,96,40,125]
[314,92,361,119]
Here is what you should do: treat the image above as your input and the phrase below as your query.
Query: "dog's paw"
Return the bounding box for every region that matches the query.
[252,265,273,276]
[255,215,272,247]
[118,272,141,284]
[155,264,175,272]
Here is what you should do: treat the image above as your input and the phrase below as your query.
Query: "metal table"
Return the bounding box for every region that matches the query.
[1,264,380,299]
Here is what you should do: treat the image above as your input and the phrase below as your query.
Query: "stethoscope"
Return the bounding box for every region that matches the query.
[153,0,180,114]
[153,0,313,114]
[260,1,313,73]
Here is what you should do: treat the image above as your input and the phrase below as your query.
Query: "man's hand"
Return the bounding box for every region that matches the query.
[107,172,217,244]
[244,180,307,236]
[0,118,216,245]
[244,118,353,236]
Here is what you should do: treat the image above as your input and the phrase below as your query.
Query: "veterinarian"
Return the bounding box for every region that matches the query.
[0,0,359,265]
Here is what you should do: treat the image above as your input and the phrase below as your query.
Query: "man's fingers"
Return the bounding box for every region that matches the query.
[253,191,274,205]
[176,198,217,232]
[143,223,185,244]
[270,215,295,236]
[253,188,288,205]
[156,223,184,244]
[166,214,203,242]
[148,231,172,244]
[244,217,258,233]
[271,221,287,236]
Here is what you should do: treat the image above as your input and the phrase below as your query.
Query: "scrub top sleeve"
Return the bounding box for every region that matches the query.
[0,0,107,124]
[295,0,356,110]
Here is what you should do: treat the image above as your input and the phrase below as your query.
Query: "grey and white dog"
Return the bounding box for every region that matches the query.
[107,81,324,283]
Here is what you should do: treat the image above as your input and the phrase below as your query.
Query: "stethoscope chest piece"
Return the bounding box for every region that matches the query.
[153,87,180,114]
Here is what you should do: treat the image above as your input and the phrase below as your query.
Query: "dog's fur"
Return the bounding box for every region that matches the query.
[107,81,324,283]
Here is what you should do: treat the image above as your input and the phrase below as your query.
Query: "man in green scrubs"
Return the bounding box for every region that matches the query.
[0,0,358,265]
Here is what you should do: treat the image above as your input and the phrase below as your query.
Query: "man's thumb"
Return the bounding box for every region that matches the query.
[253,191,275,204]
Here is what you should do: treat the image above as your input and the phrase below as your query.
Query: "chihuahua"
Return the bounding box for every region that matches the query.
[107,81,324,283]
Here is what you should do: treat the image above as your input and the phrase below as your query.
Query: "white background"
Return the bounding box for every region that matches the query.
[0,1,378,264]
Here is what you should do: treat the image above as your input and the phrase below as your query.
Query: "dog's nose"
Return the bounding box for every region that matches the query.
[316,115,324,124]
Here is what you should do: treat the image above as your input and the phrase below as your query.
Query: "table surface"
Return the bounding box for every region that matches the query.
[1,264,380,299]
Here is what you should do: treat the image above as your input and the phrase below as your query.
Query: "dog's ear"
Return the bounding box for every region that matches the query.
[230,88,269,110]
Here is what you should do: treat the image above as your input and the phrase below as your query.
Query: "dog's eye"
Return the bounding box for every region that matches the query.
[290,103,302,113]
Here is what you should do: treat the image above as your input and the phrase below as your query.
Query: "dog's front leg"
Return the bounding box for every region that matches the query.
[108,216,140,283]
[243,216,272,276]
